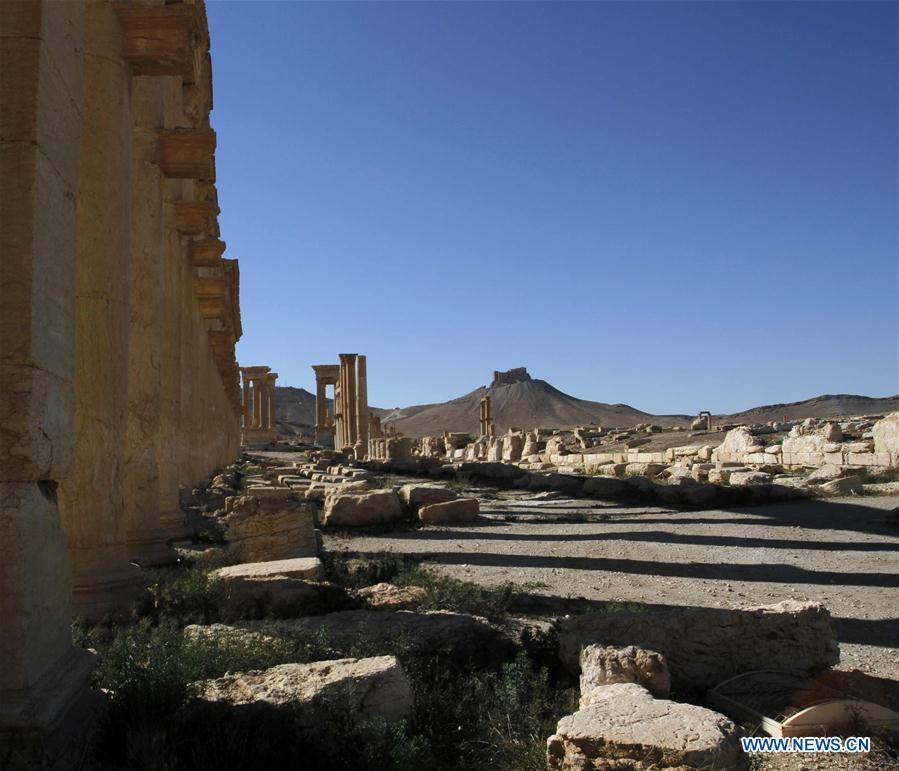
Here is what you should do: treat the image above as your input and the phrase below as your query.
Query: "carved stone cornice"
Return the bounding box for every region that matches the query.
[158,129,215,180]
[174,200,218,236]
[188,237,225,266]
[117,4,201,80]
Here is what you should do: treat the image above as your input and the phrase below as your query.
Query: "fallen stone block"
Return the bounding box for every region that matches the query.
[557,601,839,689]
[818,475,863,495]
[728,470,773,486]
[223,496,318,562]
[221,576,353,619]
[245,485,293,498]
[322,489,403,527]
[354,582,427,611]
[276,609,517,666]
[418,498,480,524]
[214,557,324,582]
[185,656,412,729]
[580,645,671,701]
[547,683,743,770]
[183,623,279,647]
[398,483,457,510]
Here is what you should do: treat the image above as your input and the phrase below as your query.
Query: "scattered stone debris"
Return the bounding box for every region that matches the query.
[557,601,839,689]
[185,656,412,728]
[353,582,428,611]
[580,645,671,700]
[547,682,744,771]
[268,610,518,666]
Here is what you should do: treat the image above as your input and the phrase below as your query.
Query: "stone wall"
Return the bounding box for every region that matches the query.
[1,0,242,760]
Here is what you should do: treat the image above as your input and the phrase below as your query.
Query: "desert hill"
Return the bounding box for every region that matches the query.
[274,370,898,439]
[377,368,689,437]
[722,393,899,425]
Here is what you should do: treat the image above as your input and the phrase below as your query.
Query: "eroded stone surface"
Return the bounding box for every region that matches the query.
[399,483,457,510]
[418,498,480,524]
[580,645,671,701]
[186,656,412,728]
[223,495,317,562]
[547,683,743,770]
[322,489,403,527]
[275,609,517,666]
[354,582,428,611]
[558,601,839,688]
[214,557,324,582]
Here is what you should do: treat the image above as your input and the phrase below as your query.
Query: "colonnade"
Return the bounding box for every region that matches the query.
[240,366,279,443]
[0,1,242,761]
[312,354,369,455]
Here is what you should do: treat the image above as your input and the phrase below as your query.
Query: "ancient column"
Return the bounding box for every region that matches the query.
[123,75,177,567]
[339,354,358,450]
[0,1,98,759]
[57,0,141,619]
[267,373,278,437]
[355,355,369,449]
[241,368,253,428]
[253,376,264,428]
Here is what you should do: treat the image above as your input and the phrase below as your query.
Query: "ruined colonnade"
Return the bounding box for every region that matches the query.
[240,365,279,443]
[313,354,370,455]
[479,395,496,438]
[1,0,242,759]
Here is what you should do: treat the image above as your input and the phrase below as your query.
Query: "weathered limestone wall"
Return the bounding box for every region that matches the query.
[2,0,243,757]
[57,0,141,620]
[0,0,95,757]
[124,75,171,566]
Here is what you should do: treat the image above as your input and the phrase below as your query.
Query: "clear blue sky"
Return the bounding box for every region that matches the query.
[208,0,898,414]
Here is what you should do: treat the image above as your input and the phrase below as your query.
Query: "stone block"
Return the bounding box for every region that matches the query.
[186,656,412,729]
[223,496,317,563]
[547,683,743,771]
[580,645,671,700]
[418,498,480,524]
[213,557,324,582]
[557,600,838,689]
[398,484,457,510]
[322,489,403,527]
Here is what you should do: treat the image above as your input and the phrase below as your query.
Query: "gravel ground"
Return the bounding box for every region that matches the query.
[327,492,899,680]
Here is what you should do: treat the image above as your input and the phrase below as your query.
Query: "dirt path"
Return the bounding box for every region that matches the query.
[327,494,899,680]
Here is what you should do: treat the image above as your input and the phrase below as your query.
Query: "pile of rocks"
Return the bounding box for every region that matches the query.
[547,601,841,770]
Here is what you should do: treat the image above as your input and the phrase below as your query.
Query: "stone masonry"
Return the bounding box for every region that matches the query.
[1,0,243,760]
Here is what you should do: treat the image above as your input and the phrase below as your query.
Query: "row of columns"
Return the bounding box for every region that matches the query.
[312,355,369,455]
[479,395,496,438]
[0,1,243,762]
[240,367,278,442]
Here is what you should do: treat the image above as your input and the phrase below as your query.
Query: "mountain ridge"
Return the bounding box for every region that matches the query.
[273,368,899,438]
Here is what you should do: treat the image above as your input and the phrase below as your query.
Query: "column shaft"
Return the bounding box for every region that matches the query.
[57,0,139,619]
[0,1,97,758]
[124,75,175,567]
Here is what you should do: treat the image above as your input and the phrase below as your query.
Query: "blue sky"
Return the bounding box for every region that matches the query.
[208,0,898,414]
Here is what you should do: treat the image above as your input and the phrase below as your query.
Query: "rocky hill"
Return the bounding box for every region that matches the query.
[275,370,898,439]
[377,368,690,438]
[723,394,899,425]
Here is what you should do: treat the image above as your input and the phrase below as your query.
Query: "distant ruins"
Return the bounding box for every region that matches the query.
[241,366,279,444]
[1,0,244,758]
[312,354,370,456]
[479,396,496,438]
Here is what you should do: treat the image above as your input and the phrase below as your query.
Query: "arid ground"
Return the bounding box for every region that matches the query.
[327,488,899,680]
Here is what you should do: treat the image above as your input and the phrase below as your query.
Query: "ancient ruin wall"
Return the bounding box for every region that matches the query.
[1,0,242,758]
